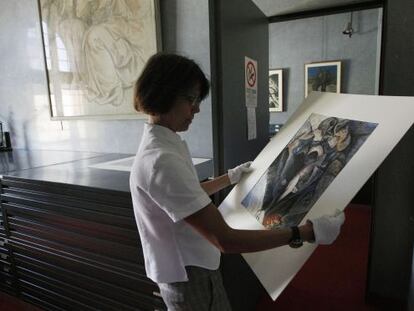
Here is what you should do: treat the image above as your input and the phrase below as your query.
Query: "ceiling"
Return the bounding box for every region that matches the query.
[251,0,375,17]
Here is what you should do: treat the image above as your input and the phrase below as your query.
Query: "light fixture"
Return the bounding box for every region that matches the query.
[343,12,354,38]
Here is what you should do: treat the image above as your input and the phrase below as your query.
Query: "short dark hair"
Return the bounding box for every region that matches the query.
[134,53,210,115]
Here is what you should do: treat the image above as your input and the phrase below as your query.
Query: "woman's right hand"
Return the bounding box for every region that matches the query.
[308,209,345,245]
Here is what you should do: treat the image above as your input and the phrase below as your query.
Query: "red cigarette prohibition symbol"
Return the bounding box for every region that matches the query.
[246,61,256,87]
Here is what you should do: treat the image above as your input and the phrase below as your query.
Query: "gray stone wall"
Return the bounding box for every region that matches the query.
[269,9,381,125]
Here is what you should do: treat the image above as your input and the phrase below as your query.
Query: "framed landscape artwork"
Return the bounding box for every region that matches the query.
[269,69,283,112]
[38,0,161,120]
[305,61,341,98]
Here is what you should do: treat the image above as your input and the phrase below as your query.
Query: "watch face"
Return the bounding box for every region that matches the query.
[289,239,303,248]
[289,226,303,248]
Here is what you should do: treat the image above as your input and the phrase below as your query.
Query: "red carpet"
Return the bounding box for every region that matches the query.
[256,204,380,311]
[0,292,42,311]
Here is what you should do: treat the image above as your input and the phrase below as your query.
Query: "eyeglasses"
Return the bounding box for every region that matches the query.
[180,94,201,108]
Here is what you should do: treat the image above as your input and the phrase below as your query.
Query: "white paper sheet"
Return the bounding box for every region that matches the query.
[247,107,257,140]
[218,92,414,300]
[89,156,210,172]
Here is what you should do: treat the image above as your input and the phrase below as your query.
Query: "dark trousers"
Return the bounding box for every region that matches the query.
[158,266,232,311]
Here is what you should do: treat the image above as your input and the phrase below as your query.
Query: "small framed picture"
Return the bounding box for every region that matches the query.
[304,61,341,97]
[269,69,283,112]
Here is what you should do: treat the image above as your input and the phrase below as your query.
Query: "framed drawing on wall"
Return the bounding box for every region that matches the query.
[304,61,341,98]
[269,69,283,112]
[38,0,162,120]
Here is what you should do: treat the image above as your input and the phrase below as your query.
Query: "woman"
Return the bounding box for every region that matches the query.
[130,53,345,310]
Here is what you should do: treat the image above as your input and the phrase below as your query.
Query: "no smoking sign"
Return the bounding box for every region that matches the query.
[245,56,258,108]
[245,56,258,140]
[246,61,257,88]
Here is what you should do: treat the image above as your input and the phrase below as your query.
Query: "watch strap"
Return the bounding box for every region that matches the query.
[289,226,303,248]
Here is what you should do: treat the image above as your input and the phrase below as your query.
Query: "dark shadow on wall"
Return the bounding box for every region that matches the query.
[160,1,177,52]
[340,58,351,93]
[282,67,290,112]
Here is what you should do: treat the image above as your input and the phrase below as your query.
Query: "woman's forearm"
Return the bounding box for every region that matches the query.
[218,223,314,253]
[185,203,316,254]
[200,174,231,195]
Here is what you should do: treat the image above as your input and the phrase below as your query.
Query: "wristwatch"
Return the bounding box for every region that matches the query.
[289,226,303,248]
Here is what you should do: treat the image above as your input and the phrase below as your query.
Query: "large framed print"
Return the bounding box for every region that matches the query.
[218,92,414,301]
[305,61,341,98]
[241,113,377,229]
[38,0,161,120]
[269,69,283,112]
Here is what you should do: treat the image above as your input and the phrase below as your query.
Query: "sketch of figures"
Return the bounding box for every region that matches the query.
[39,0,160,118]
[241,113,377,229]
[269,69,283,112]
[81,0,147,106]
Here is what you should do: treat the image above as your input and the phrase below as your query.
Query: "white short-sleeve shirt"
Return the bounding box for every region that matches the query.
[130,123,220,283]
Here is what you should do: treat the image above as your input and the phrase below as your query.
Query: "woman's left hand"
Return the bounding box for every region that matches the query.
[228,161,253,184]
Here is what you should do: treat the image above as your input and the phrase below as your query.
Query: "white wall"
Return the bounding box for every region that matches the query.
[0,0,213,158]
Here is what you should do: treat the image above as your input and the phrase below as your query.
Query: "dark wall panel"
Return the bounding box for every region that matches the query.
[209,0,269,310]
[368,0,414,305]
[211,0,269,174]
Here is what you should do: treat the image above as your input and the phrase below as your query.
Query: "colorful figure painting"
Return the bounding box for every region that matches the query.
[305,61,341,97]
[241,113,377,229]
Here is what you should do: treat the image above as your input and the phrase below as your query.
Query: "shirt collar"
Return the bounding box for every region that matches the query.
[144,123,184,146]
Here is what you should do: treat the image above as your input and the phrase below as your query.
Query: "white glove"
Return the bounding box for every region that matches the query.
[309,209,345,245]
[228,161,253,184]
